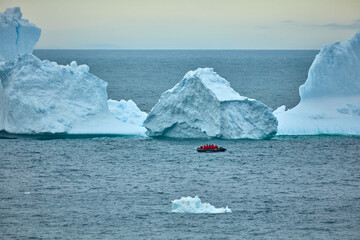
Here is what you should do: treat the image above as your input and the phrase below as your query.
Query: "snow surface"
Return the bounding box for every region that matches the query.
[0,7,41,61]
[144,68,278,139]
[276,30,360,135]
[0,54,147,135]
[171,196,232,214]
[183,68,246,101]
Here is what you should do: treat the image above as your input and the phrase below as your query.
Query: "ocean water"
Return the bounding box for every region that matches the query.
[1,50,360,239]
[33,50,317,112]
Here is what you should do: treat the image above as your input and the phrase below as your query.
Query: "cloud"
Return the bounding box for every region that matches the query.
[281,19,360,30]
[312,19,360,29]
[255,19,360,31]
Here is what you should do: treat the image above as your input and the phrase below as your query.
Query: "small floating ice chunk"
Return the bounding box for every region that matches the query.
[171,196,232,214]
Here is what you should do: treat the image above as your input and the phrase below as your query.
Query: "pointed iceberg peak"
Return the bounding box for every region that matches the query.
[144,68,278,139]
[299,29,360,100]
[183,68,246,101]
[4,7,22,20]
[0,7,41,61]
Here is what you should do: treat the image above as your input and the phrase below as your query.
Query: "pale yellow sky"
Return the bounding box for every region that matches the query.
[1,0,360,49]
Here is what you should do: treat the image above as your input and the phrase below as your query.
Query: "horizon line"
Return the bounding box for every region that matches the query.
[34,48,319,51]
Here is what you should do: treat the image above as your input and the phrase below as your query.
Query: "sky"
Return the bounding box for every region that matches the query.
[1,0,360,49]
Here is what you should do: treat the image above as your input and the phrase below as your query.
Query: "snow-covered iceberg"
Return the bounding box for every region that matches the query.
[0,54,147,135]
[276,30,360,135]
[0,7,147,136]
[0,7,41,61]
[144,68,278,139]
[171,196,232,214]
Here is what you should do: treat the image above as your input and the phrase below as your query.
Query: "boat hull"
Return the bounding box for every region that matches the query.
[197,147,226,153]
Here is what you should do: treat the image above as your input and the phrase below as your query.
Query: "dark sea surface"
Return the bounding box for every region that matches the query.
[1,50,360,239]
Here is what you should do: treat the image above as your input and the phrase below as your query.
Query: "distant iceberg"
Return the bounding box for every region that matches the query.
[144,68,278,139]
[0,7,41,61]
[276,30,360,135]
[171,196,232,214]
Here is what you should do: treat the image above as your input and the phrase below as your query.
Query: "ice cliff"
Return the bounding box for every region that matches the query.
[276,30,360,135]
[0,54,147,135]
[144,68,278,139]
[0,7,41,61]
[171,196,232,214]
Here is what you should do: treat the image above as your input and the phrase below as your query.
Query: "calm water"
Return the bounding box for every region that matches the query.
[1,50,360,239]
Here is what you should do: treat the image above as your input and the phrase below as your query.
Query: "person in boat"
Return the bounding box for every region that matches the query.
[200,145,219,150]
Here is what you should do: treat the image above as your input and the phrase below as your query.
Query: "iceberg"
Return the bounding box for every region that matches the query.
[0,7,41,61]
[171,196,232,214]
[0,7,147,136]
[107,99,147,127]
[144,68,278,139]
[0,54,147,135]
[276,30,360,135]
